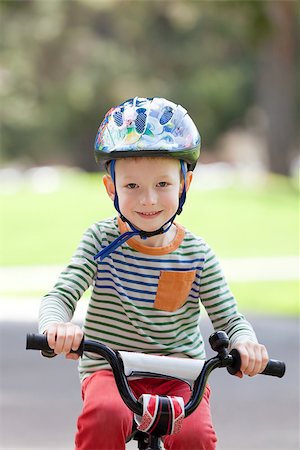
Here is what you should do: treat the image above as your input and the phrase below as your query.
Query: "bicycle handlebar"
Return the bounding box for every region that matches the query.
[26,332,286,418]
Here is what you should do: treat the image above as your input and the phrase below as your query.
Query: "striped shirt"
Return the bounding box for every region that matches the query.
[39,217,257,382]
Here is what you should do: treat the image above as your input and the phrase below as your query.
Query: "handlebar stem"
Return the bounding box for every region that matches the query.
[184,357,221,416]
[185,347,235,416]
[83,340,143,415]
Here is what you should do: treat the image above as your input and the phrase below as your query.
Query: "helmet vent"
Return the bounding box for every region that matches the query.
[160,107,173,125]
[135,110,147,134]
[113,110,123,127]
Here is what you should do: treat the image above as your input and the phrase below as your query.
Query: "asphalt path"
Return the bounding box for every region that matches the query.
[0,316,299,450]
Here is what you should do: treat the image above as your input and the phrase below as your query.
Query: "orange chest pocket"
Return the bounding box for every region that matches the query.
[154,270,197,312]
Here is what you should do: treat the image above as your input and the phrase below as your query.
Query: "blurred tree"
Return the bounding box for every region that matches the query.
[1,0,298,174]
[256,1,298,175]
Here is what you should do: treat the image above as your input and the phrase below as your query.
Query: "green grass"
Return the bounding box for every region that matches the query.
[182,176,299,258]
[229,280,299,316]
[1,171,298,266]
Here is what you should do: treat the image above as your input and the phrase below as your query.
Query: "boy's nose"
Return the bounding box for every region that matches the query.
[139,189,157,205]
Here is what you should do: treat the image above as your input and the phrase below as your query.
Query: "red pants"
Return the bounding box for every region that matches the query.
[75,370,217,450]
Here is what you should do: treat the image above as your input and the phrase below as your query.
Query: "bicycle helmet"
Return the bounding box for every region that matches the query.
[94,97,201,171]
[93,97,201,261]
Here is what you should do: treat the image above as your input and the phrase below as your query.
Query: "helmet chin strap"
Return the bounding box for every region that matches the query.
[94,160,187,261]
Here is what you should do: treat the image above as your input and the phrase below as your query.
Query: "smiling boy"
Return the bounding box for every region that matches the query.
[39,97,268,450]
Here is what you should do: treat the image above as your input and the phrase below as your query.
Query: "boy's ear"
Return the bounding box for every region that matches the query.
[185,171,193,192]
[180,171,193,194]
[103,175,115,201]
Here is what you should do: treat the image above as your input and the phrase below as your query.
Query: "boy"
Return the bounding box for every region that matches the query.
[39,97,268,450]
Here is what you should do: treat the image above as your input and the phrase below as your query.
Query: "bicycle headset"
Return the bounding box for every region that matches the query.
[93,97,201,261]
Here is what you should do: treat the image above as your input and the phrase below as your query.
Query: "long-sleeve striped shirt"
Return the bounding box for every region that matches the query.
[39,216,257,382]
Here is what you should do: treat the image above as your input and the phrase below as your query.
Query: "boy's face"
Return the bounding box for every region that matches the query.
[103,157,192,233]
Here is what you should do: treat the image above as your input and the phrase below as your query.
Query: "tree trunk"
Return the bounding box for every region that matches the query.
[256,1,297,175]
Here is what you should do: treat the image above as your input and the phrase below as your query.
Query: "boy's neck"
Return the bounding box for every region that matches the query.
[125,221,178,248]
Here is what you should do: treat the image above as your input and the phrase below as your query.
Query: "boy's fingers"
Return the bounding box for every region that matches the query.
[259,345,269,374]
[63,328,75,354]
[72,328,84,351]
[54,328,66,354]
[66,353,80,360]
[45,324,60,350]
[234,370,243,379]
[244,348,256,376]
[62,322,81,354]
[45,322,83,355]
[236,345,249,373]
[234,342,269,377]
[248,345,268,376]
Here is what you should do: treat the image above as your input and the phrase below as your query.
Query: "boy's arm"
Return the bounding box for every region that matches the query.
[199,245,268,377]
[39,257,96,332]
[39,226,98,355]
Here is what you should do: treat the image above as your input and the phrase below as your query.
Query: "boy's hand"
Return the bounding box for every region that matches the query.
[232,341,269,378]
[45,322,83,360]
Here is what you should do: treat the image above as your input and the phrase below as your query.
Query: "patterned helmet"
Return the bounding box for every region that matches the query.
[94,97,201,171]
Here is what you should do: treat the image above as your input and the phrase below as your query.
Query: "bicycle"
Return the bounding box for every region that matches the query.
[26,331,285,450]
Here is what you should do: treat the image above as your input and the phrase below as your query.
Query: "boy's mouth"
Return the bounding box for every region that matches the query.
[136,211,162,218]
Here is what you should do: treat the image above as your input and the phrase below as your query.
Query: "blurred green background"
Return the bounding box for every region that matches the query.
[1,0,299,316]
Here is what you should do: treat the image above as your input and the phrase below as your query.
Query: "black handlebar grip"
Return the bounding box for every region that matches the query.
[227,349,286,378]
[261,359,286,378]
[26,333,52,351]
[26,333,84,358]
[26,333,56,358]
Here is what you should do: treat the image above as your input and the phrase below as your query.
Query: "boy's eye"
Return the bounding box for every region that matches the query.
[126,183,138,189]
[157,181,169,187]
